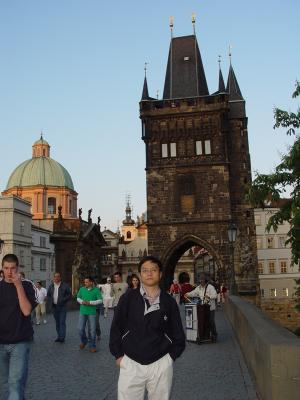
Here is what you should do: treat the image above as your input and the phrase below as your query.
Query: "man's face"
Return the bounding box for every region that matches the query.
[84,279,93,288]
[36,282,41,289]
[140,261,161,287]
[114,274,121,283]
[2,261,19,283]
[53,273,61,284]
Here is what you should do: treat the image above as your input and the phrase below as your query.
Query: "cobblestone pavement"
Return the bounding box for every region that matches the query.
[1,307,258,400]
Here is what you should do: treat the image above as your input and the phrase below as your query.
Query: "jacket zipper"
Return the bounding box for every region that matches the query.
[122,330,130,340]
[164,333,173,343]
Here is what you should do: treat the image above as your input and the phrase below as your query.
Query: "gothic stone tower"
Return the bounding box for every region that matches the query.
[139,31,258,295]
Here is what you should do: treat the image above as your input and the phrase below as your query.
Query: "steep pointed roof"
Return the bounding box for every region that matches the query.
[163,35,209,99]
[218,68,226,92]
[141,76,150,100]
[226,64,243,101]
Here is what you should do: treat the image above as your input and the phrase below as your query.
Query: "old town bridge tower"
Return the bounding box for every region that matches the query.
[139,23,258,295]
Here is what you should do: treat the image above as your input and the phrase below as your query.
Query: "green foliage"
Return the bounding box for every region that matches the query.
[295,278,300,313]
[248,81,300,266]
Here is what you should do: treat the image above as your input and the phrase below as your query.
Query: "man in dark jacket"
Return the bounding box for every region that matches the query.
[109,256,185,400]
[47,272,71,342]
[0,253,38,399]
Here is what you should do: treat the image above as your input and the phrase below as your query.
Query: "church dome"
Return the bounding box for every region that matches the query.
[6,137,74,190]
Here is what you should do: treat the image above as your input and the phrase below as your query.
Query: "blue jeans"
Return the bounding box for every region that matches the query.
[52,305,67,340]
[0,341,31,400]
[78,314,96,349]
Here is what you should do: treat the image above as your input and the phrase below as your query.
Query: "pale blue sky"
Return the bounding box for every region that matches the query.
[0,1,299,229]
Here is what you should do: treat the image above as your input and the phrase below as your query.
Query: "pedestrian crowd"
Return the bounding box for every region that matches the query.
[0,252,226,400]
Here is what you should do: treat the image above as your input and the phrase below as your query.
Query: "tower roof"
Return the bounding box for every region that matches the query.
[141,76,150,100]
[163,35,209,99]
[226,64,243,101]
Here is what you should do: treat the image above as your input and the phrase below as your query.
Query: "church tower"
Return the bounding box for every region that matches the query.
[139,18,257,295]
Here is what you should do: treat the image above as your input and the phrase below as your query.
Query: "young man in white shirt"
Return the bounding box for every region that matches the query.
[35,281,47,324]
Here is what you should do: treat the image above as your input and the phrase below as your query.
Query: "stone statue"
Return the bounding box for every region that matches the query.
[79,208,82,220]
[88,208,92,223]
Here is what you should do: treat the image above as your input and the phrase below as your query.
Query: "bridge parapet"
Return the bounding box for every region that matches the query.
[224,296,300,400]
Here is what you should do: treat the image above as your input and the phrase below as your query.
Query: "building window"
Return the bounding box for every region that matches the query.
[196,141,202,155]
[280,261,287,273]
[170,143,177,157]
[162,143,168,158]
[278,236,286,248]
[267,236,274,249]
[69,199,72,214]
[257,262,264,274]
[178,175,196,213]
[260,288,265,298]
[282,288,289,297]
[20,250,24,266]
[40,258,46,271]
[256,237,262,250]
[204,140,211,155]
[48,197,56,214]
[270,288,277,298]
[20,222,25,235]
[31,257,34,271]
[254,214,261,226]
[126,231,131,239]
[268,261,276,274]
[40,237,46,248]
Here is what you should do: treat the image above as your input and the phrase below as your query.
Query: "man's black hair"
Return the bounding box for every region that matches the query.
[84,276,94,282]
[113,271,122,277]
[2,254,19,267]
[138,255,163,273]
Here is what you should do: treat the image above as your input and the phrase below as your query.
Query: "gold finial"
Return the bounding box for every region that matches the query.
[192,12,196,35]
[169,16,174,29]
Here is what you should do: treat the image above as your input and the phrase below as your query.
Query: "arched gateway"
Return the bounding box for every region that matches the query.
[140,27,258,295]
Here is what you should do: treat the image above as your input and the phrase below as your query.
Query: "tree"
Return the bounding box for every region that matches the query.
[248,81,300,266]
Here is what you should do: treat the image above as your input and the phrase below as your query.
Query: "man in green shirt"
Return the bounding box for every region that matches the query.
[77,277,102,353]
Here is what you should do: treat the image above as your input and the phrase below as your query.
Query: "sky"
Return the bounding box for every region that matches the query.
[0,1,299,230]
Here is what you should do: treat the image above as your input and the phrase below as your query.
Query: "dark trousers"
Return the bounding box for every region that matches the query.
[209,310,217,337]
[52,305,67,340]
[95,308,101,337]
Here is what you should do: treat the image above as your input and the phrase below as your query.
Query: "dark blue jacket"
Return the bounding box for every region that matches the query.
[109,288,185,365]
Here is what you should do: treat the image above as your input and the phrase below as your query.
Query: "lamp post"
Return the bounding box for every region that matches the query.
[227,223,237,295]
[0,238,4,254]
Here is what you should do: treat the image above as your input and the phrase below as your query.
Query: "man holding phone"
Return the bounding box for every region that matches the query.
[0,253,38,399]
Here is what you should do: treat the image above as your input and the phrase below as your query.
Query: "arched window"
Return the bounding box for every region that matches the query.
[126,231,131,239]
[48,197,56,214]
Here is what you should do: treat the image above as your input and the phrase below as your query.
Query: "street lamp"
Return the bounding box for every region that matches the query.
[0,238,4,254]
[227,223,237,295]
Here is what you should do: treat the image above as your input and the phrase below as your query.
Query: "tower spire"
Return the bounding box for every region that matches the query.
[218,55,225,92]
[141,62,150,100]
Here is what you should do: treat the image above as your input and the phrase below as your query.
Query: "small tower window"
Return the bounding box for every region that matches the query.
[162,143,168,158]
[196,141,202,155]
[170,143,177,157]
[48,197,56,215]
[126,231,132,239]
[204,140,211,155]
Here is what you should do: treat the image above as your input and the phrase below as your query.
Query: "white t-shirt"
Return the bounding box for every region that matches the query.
[53,282,61,304]
[36,287,47,304]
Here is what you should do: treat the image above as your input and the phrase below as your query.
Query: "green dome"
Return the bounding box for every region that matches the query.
[6,157,74,190]
[33,138,50,146]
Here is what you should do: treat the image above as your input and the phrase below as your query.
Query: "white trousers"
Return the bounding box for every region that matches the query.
[118,353,173,400]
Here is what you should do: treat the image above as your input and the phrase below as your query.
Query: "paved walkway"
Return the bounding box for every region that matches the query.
[1,308,258,400]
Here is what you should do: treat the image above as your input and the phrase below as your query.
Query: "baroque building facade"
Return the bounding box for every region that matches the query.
[140,30,258,294]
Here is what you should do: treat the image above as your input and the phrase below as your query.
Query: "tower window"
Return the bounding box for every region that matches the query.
[196,141,202,155]
[170,143,177,157]
[178,175,196,213]
[126,231,132,239]
[162,143,168,158]
[204,140,211,155]
[48,197,56,214]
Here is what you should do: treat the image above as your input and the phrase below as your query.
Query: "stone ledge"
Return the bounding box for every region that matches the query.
[224,296,300,400]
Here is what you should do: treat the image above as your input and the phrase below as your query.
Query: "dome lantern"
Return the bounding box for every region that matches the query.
[32,134,50,158]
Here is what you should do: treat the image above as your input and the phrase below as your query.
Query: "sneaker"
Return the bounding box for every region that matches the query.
[36,322,40,325]
[90,348,97,353]
[43,320,47,324]
[79,343,86,350]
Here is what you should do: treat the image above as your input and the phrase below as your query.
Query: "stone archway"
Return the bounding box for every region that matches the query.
[161,234,223,289]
